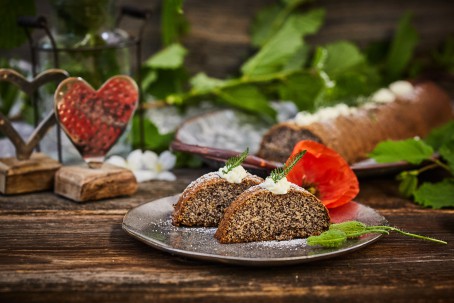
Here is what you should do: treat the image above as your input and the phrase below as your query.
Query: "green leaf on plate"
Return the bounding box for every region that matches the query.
[217,84,276,120]
[425,121,454,151]
[413,179,454,209]
[307,229,347,248]
[369,138,434,165]
[397,170,419,198]
[385,12,419,81]
[143,43,187,69]
[329,221,367,238]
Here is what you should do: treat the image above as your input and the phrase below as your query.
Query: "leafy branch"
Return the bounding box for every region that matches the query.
[307,220,447,248]
[270,150,306,183]
[222,148,249,174]
[369,121,454,209]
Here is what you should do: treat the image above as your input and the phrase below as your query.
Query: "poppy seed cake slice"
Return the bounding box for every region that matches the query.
[172,172,263,227]
[215,184,330,243]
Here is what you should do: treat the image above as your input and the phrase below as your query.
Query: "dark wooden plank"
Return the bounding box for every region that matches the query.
[1,169,453,302]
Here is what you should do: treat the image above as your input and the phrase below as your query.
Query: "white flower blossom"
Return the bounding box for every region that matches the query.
[106,149,176,182]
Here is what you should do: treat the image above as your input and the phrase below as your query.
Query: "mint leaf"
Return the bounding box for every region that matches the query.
[242,16,304,76]
[439,140,454,173]
[397,170,419,198]
[316,41,366,76]
[144,43,187,69]
[413,179,454,209]
[307,229,347,248]
[369,138,434,164]
[251,0,316,47]
[321,65,381,106]
[190,73,225,94]
[278,71,324,111]
[385,12,419,81]
[291,8,325,36]
[425,121,454,150]
[281,44,311,72]
[251,4,284,48]
[217,84,276,120]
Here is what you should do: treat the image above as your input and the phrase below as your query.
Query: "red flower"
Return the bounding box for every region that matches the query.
[286,140,359,208]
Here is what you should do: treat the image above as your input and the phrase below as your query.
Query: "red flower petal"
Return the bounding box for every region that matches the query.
[286,140,359,208]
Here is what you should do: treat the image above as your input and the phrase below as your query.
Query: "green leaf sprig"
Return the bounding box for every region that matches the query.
[270,150,306,183]
[307,220,447,248]
[222,148,249,175]
[369,121,454,208]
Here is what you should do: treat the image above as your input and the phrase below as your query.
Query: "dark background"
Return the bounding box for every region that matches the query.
[2,0,453,79]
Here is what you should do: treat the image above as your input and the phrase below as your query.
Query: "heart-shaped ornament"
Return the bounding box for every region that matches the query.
[54,76,138,167]
[0,68,68,160]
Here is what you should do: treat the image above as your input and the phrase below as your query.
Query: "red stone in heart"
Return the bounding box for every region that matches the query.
[54,76,138,164]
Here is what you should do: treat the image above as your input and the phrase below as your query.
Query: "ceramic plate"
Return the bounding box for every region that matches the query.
[171,109,413,177]
[122,195,387,266]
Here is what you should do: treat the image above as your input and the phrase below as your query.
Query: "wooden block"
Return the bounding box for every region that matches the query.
[54,163,138,202]
[0,153,62,195]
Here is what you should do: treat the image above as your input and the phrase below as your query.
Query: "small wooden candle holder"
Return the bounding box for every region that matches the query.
[0,153,61,195]
[54,163,138,202]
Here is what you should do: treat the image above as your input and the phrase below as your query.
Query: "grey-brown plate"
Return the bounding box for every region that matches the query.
[171,109,414,177]
[122,195,387,266]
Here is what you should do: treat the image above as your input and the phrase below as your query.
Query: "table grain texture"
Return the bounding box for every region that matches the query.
[0,168,452,303]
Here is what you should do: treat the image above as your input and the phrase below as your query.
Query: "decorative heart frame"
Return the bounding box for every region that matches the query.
[54,76,138,167]
[0,69,69,160]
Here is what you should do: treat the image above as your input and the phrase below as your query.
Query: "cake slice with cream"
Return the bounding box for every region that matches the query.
[172,149,263,227]
[215,151,330,243]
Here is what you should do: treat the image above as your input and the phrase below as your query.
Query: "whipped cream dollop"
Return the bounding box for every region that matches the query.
[294,104,357,126]
[217,165,247,183]
[389,80,414,98]
[371,80,414,103]
[260,176,292,195]
[371,88,395,103]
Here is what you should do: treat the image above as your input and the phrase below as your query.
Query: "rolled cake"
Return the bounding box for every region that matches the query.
[215,184,330,243]
[257,82,453,164]
[172,172,263,227]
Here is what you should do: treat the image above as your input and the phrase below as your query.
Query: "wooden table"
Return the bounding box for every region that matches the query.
[0,168,452,302]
